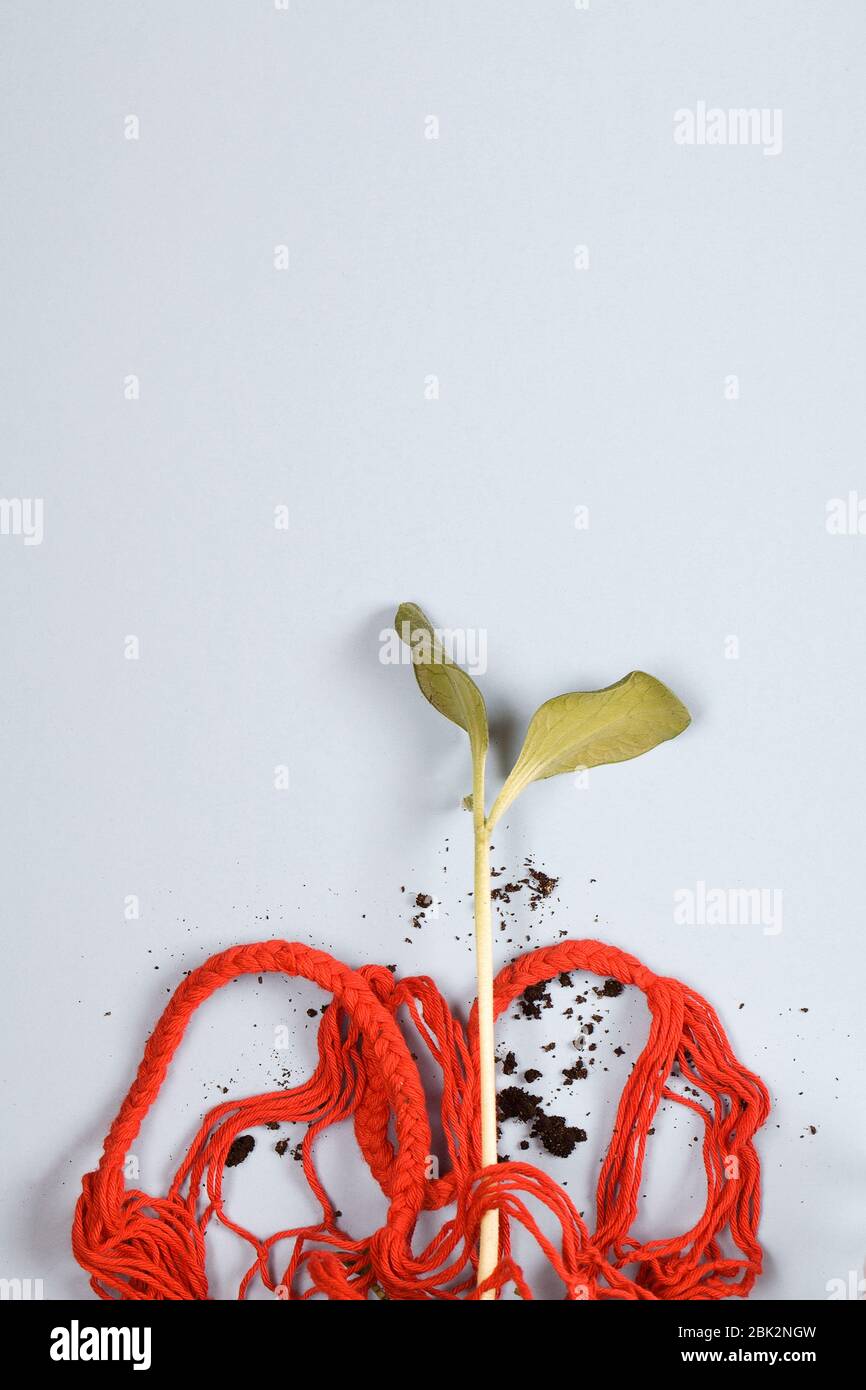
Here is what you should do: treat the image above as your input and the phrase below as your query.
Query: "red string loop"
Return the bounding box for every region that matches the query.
[73,937,769,1300]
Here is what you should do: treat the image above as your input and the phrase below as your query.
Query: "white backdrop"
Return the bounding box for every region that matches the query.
[1,0,864,1301]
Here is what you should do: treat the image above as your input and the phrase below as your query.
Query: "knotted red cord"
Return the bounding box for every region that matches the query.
[73,937,769,1301]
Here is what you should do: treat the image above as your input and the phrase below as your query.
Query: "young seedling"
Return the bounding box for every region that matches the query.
[394,602,691,1297]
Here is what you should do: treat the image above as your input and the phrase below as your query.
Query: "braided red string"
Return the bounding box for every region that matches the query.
[72,937,769,1301]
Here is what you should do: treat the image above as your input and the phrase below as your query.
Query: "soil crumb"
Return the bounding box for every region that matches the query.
[562,1063,588,1085]
[497,1086,542,1123]
[595,979,624,998]
[525,865,558,907]
[226,1135,255,1168]
[531,1112,586,1158]
[518,981,552,1019]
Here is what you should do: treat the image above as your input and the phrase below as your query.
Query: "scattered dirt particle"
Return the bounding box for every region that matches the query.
[524,864,558,907]
[491,882,524,903]
[562,1063,588,1085]
[518,981,552,1019]
[524,1068,542,1083]
[530,869,555,895]
[501,1051,517,1076]
[595,979,624,998]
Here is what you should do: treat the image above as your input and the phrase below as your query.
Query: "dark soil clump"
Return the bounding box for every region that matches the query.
[531,1112,586,1157]
[497,1086,542,1123]
[562,1063,588,1085]
[518,981,552,1019]
[595,978,624,998]
[525,866,558,906]
[226,1135,255,1167]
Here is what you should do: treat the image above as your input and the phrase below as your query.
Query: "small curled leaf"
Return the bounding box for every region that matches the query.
[394,602,489,763]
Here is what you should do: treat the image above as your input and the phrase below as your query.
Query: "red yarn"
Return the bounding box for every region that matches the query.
[73,938,769,1301]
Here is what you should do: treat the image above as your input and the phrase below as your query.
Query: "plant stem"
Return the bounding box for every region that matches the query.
[472,753,498,1298]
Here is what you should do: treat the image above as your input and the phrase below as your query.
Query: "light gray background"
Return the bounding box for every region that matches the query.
[2,0,864,1301]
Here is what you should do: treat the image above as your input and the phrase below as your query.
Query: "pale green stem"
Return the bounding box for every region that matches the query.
[472,749,499,1298]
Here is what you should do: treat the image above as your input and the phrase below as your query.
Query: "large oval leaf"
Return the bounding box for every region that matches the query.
[489,671,690,824]
[394,602,489,762]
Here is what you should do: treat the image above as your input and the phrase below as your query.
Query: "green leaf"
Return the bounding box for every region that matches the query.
[394,602,488,763]
[489,671,690,824]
